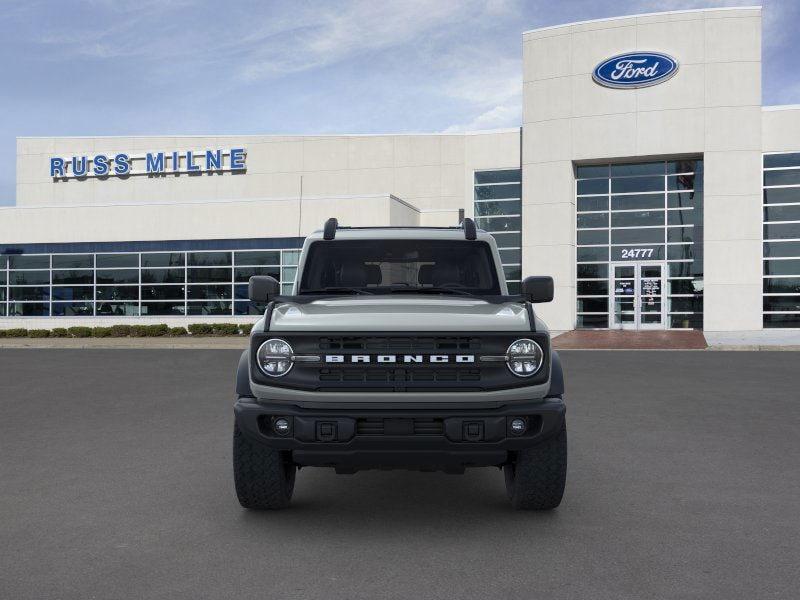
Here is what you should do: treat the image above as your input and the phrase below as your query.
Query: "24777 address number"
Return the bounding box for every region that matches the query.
[619,247,655,259]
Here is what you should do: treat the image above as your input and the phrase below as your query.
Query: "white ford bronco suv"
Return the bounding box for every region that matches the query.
[233,218,566,510]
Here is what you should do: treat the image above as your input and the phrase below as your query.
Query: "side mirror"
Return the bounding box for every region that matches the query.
[248,275,280,302]
[521,276,554,303]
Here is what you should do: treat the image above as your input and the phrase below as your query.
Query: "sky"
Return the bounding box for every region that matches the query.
[1,0,799,206]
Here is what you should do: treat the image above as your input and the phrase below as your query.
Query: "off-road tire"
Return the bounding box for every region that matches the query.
[233,423,296,509]
[504,419,567,510]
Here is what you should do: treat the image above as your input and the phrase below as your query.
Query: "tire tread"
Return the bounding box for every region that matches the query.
[233,424,295,509]
[505,419,567,510]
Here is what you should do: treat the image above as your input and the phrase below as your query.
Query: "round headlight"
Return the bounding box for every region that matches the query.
[256,338,294,377]
[506,338,544,377]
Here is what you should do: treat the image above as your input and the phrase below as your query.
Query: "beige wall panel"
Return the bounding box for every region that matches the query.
[246,141,304,174]
[570,25,637,75]
[571,113,637,160]
[302,138,349,172]
[393,136,441,167]
[635,108,705,156]
[635,64,705,112]
[704,16,761,63]
[570,75,637,118]
[635,18,705,64]
[346,168,394,195]
[704,61,761,108]
[347,136,395,170]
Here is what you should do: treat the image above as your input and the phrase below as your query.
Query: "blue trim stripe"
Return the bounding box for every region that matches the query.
[1,237,305,255]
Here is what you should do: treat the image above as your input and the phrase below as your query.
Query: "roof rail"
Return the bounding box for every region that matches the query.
[323,217,338,240]
[462,217,477,240]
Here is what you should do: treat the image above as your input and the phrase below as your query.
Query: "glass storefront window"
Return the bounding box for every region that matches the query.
[475,169,522,292]
[141,268,185,284]
[234,267,280,283]
[141,286,185,300]
[9,271,50,285]
[187,268,231,283]
[52,254,94,269]
[234,250,280,266]
[96,254,137,268]
[187,251,232,266]
[52,270,93,285]
[9,255,49,269]
[0,246,301,319]
[96,269,138,284]
[51,302,94,316]
[141,253,185,268]
[53,286,94,301]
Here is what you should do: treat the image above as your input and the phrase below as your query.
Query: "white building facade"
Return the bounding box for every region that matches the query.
[2,6,799,333]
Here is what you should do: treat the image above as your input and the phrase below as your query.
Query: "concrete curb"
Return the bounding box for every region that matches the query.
[707,345,800,351]
[0,338,248,349]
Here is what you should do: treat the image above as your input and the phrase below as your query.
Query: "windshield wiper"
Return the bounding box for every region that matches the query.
[391,286,478,298]
[299,287,374,295]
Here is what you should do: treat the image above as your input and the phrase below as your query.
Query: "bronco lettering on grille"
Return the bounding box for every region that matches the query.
[324,355,475,364]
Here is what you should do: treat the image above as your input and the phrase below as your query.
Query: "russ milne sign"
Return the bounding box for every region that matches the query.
[592,52,678,89]
[50,148,246,179]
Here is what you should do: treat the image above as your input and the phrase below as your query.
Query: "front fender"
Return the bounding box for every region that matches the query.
[547,350,564,398]
[235,349,254,397]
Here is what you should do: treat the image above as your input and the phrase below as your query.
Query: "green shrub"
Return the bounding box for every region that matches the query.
[27,329,51,338]
[129,325,148,337]
[68,326,92,338]
[91,327,113,338]
[211,323,239,336]
[131,324,169,337]
[147,324,169,337]
[109,324,132,337]
[168,326,188,336]
[4,328,28,337]
[0,329,5,338]
[51,328,70,338]
[188,323,213,336]
[239,323,253,335]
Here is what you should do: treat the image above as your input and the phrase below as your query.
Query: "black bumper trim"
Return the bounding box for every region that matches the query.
[234,397,565,468]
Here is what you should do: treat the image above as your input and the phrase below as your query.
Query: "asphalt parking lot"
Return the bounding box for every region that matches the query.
[1,349,799,600]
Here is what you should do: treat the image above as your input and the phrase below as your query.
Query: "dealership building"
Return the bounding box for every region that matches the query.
[2,6,799,334]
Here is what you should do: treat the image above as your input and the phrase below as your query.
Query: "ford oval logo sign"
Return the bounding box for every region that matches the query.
[592,52,679,89]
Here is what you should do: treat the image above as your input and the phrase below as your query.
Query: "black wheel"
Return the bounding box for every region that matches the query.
[504,419,567,510]
[233,423,296,509]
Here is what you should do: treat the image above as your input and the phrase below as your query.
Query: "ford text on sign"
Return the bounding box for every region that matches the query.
[592,52,678,89]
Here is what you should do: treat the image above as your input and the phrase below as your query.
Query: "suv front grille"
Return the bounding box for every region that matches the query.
[318,367,481,384]
[318,336,482,352]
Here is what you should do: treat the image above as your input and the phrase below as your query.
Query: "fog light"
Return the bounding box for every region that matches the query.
[510,418,526,435]
[273,417,291,435]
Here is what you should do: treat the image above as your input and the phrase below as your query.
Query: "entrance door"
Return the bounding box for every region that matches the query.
[610,262,666,330]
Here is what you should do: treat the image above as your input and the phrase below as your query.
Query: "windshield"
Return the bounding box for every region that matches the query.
[298,239,502,295]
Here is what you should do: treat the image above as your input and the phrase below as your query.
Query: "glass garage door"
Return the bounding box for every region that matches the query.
[763,152,800,328]
[576,159,704,329]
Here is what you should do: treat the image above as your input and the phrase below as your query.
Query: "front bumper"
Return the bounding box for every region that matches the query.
[234,396,566,472]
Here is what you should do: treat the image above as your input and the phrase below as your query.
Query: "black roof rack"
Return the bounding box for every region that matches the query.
[462,217,477,240]
[323,218,338,240]
[320,217,481,240]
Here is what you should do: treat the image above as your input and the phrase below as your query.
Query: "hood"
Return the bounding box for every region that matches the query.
[269,296,532,332]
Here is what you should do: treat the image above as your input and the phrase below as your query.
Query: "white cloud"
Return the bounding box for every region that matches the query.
[442,101,521,132]
[236,0,479,81]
